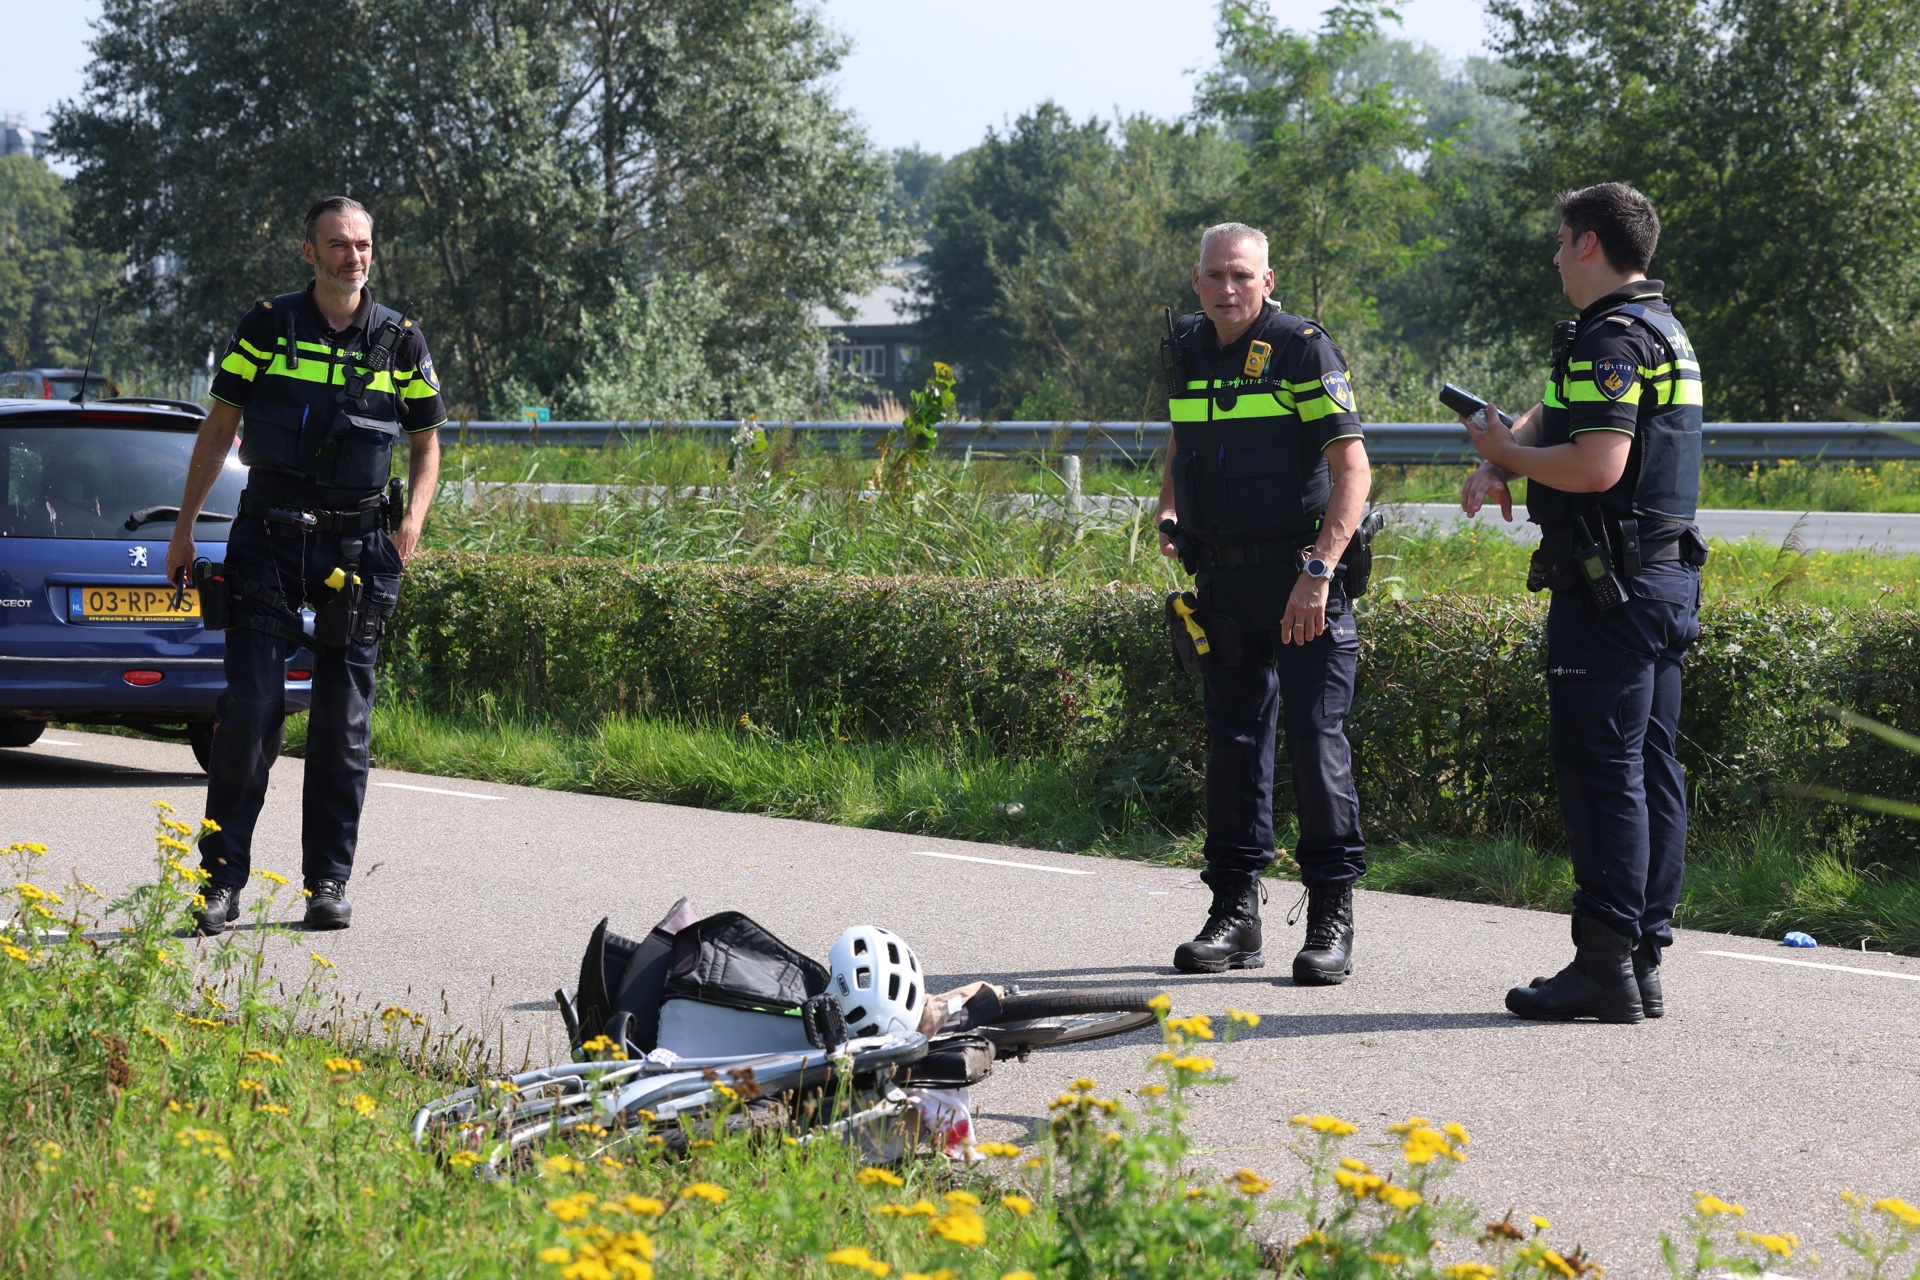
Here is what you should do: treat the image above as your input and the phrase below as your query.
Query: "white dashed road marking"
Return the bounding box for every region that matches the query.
[910,850,1092,875]
[372,782,505,801]
[1701,949,1920,983]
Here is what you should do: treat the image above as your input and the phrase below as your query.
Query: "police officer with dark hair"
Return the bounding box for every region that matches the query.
[167,195,446,935]
[1458,181,1705,1022]
[1158,222,1374,986]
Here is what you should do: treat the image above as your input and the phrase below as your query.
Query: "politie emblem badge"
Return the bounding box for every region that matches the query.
[1594,357,1636,401]
[420,355,440,391]
[1320,370,1355,412]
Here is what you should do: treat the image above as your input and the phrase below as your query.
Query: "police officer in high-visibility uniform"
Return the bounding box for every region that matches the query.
[1459,183,1706,1022]
[1157,222,1374,986]
[167,195,445,934]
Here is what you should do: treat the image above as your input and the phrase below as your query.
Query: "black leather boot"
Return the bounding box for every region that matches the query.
[1290,885,1355,986]
[1507,916,1644,1023]
[304,879,353,931]
[192,883,241,937]
[1173,882,1264,973]
[1633,937,1664,1018]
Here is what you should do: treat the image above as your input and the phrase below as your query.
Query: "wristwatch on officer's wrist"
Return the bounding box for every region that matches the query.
[1299,547,1335,581]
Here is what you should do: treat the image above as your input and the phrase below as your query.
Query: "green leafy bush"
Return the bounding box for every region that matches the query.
[385,555,1920,865]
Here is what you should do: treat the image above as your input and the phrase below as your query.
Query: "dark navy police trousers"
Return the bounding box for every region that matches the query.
[198,512,400,891]
[1198,592,1367,892]
[1546,561,1701,951]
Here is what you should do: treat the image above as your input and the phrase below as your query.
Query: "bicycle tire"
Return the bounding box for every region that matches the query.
[978,990,1159,1056]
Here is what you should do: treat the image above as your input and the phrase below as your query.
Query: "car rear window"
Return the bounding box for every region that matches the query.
[43,375,115,402]
[2,424,244,539]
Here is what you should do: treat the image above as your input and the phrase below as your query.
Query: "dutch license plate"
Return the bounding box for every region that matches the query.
[68,585,200,623]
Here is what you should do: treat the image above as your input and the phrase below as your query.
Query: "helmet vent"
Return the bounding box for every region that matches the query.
[887,973,900,1001]
[905,982,918,1010]
[855,965,873,990]
[846,1005,868,1025]
[886,941,900,964]
[852,937,869,956]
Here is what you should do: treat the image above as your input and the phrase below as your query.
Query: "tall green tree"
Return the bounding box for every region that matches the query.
[1461,0,1920,420]
[913,104,1112,415]
[0,155,128,374]
[54,0,904,417]
[994,119,1244,421]
[1195,0,1436,336]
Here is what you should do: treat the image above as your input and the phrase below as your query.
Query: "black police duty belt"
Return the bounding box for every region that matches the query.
[1188,535,1315,571]
[1539,517,1703,576]
[239,486,386,536]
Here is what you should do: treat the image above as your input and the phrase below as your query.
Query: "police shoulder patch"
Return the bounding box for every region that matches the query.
[1320,369,1356,412]
[419,354,440,391]
[1593,357,1636,401]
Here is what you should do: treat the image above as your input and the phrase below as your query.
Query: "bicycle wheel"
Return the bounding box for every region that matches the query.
[978,990,1159,1057]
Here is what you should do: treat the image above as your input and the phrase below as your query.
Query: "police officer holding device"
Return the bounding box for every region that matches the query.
[1453,182,1705,1023]
[1157,222,1374,986]
[166,196,446,935]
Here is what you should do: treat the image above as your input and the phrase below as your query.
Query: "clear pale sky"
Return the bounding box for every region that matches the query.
[9,0,1494,159]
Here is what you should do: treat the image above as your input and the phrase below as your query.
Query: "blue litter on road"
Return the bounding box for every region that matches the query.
[1782,931,1817,948]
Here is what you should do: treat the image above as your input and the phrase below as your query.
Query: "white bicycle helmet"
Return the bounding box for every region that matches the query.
[827,925,924,1038]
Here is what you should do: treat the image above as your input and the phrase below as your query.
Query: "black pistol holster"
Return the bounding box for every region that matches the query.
[1340,507,1388,598]
[191,559,230,631]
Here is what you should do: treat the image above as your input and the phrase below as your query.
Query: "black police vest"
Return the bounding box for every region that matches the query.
[238,290,407,497]
[1166,308,1326,546]
[1528,302,1704,526]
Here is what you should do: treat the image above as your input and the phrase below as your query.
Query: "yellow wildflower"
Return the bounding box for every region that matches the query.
[928,1204,986,1247]
[933,361,954,381]
[1226,1006,1261,1028]
[1444,1265,1498,1280]
[324,1057,364,1073]
[546,1191,596,1222]
[154,800,176,814]
[1000,1194,1032,1217]
[1388,1115,1433,1134]
[1069,1077,1096,1092]
[1146,993,1171,1014]
[944,1190,981,1206]
[243,1049,284,1065]
[448,1150,483,1169]
[541,1154,584,1175]
[1339,1158,1371,1172]
[1370,1253,1404,1266]
[78,882,102,897]
[261,1104,290,1116]
[1229,1168,1272,1195]
[345,1092,377,1117]
[537,1246,572,1264]
[1168,1055,1215,1073]
[253,870,289,885]
[1378,1184,1423,1211]
[1335,1168,1385,1198]
[3,944,31,963]
[138,1026,173,1055]
[1540,1250,1576,1278]
[1292,1113,1358,1136]
[876,1200,938,1218]
[1738,1230,1798,1259]
[1874,1198,1920,1228]
[237,1078,266,1093]
[621,1195,666,1216]
[310,952,335,969]
[1530,1215,1552,1232]
[681,1181,728,1204]
[1002,1274,1037,1280]
[856,1166,905,1188]
[824,1245,891,1276]
[973,1141,1021,1158]
[34,1141,61,1161]
[1136,1084,1165,1096]
[199,818,220,832]
[1165,1014,1214,1040]
[1444,1121,1473,1146]
[1694,1193,1746,1218]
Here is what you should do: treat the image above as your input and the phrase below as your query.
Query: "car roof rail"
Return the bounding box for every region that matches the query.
[94,396,208,416]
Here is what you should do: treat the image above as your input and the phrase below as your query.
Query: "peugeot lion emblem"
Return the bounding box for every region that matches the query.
[129,546,149,568]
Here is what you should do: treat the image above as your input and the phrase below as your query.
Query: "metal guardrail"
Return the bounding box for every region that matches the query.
[449,420,1920,465]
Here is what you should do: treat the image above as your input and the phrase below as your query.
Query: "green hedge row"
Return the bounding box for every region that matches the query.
[385,553,1920,865]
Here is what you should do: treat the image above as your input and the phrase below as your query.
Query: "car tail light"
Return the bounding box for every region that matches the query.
[123,670,164,686]
[286,669,312,681]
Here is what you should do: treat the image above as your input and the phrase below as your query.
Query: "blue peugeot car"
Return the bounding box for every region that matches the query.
[0,396,313,769]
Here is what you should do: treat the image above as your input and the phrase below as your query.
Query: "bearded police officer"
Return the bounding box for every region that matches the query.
[1459,183,1705,1022]
[167,196,445,935]
[1158,223,1373,985]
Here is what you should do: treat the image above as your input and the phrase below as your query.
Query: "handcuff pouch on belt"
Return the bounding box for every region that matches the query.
[1339,508,1388,598]
[189,559,230,631]
[1165,590,1243,676]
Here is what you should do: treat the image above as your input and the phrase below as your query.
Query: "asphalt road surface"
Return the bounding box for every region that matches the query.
[6,730,1916,1274]
[1393,502,1920,553]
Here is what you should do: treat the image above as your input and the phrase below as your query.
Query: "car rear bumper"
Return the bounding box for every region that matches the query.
[0,653,313,722]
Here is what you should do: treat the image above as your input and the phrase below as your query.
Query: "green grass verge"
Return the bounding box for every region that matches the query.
[348,703,1920,956]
